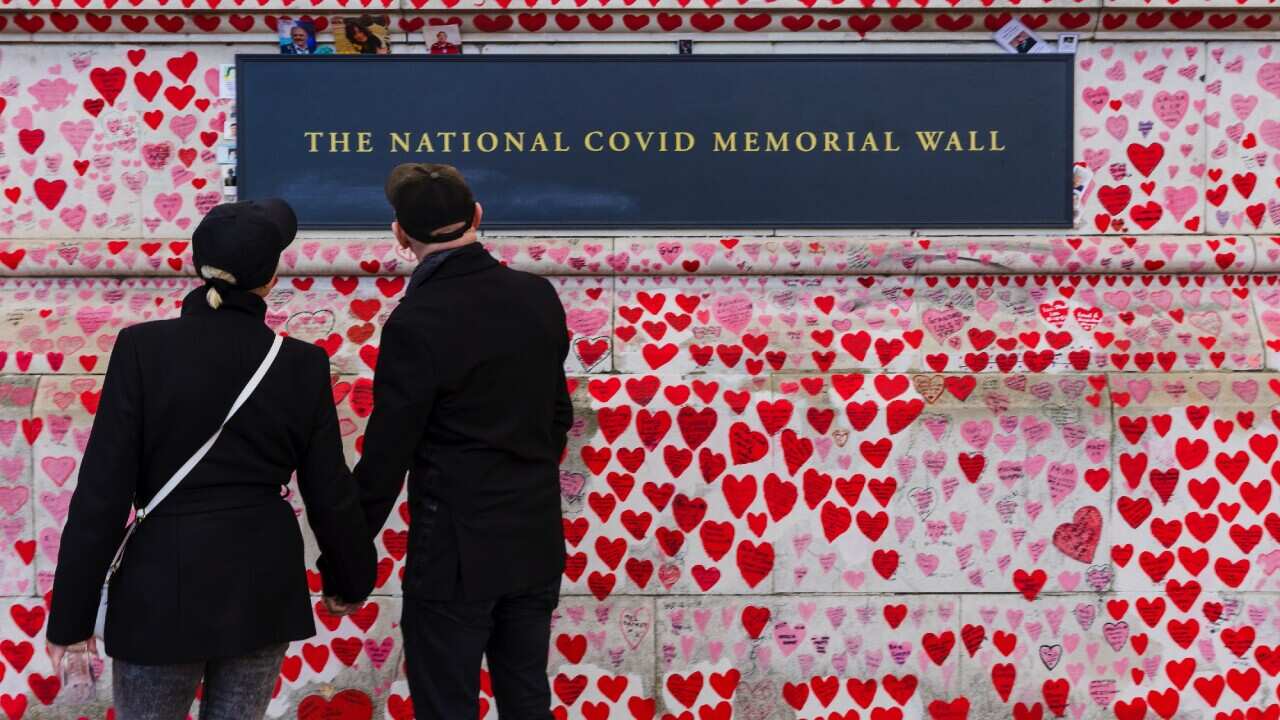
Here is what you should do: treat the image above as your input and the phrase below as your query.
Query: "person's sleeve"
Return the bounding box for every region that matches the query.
[47,330,143,645]
[298,351,377,603]
[354,317,436,539]
[552,297,573,456]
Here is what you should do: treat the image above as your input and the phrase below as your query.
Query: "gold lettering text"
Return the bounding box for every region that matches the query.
[916,131,944,151]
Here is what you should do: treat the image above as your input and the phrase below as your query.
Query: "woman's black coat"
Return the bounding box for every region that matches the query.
[47,286,376,664]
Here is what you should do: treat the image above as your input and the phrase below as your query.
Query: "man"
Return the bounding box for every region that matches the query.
[282,25,313,55]
[354,163,571,719]
[430,30,461,54]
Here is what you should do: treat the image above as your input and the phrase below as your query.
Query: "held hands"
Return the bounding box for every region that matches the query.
[47,638,98,676]
[322,595,361,617]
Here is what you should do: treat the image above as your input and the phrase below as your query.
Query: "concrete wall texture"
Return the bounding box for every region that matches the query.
[0,5,1279,719]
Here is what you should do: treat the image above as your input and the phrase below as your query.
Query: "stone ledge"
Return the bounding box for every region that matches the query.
[0,235,1271,276]
[5,274,1279,374]
[0,8,1277,39]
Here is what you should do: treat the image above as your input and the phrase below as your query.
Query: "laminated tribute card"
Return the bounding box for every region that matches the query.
[992,18,1050,55]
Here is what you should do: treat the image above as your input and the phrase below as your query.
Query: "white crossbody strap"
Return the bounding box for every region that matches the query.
[139,334,284,520]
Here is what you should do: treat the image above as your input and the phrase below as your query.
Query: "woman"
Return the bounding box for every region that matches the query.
[46,199,377,719]
[345,19,386,54]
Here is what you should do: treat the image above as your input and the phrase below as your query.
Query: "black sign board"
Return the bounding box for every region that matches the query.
[237,55,1073,229]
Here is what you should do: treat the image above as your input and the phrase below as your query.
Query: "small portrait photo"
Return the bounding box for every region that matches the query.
[425,23,463,55]
[993,19,1047,55]
[221,165,238,198]
[216,142,237,166]
[279,18,318,55]
[335,15,391,55]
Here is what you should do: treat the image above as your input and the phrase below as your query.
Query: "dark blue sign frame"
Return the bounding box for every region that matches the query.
[237,54,1073,229]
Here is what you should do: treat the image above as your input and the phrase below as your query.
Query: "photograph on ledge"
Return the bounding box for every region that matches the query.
[278,18,318,55]
[425,23,463,54]
[334,15,392,55]
[992,18,1049,55]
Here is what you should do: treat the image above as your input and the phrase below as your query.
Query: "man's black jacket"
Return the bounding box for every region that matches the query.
[356,243,571,600]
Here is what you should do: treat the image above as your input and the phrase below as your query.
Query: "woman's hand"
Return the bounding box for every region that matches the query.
[47,638,98,676]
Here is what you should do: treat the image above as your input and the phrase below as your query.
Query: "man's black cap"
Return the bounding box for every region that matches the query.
[191,198,297,291]
[385,163,475,243]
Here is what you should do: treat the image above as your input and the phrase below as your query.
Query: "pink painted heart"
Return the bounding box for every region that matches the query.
[153,193,183,222]
[59,119,94,157]
[1152,90,1189,129]
[27,77,77,111]
[169,114,198,142]
[1260,120,1280,151]
[1258,62,1280,99]
[711,294,753,336]
[39,490,72,526]
[0,485,28,515]
[40,456,76,487]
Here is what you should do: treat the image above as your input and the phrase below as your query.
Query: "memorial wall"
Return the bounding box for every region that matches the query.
[1,4,1280,719]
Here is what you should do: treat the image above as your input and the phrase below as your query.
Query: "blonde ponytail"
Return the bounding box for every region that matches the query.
[198,265,237,310]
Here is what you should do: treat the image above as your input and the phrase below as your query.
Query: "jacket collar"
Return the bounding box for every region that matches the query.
[409,242,498,291]
[408,247,456,290]
[181,284,269,319]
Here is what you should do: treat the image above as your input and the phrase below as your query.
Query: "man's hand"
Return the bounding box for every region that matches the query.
[323,595,361,617]
[47,638,98,676]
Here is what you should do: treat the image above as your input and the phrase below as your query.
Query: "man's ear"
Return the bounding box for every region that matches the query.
[266,275,278,292]
[472,202,483,231]
[391,220,411,249]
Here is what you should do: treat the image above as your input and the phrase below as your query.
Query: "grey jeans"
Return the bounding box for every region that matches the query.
[112,642,287,720]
